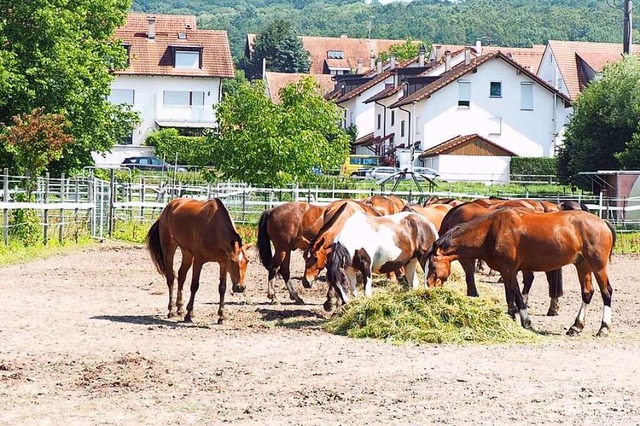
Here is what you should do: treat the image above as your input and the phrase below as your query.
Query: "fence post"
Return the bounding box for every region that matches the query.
[88,176,95,237]
[108,168,115,238]
[140,177,146,221]
[44,172,50,245]
[3,168,8,246]
[74,177,79,244]
[242,188,246,222]
[59,173,65,245]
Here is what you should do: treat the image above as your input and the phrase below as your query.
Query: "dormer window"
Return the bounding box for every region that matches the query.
[177,32,187,40]
[327,50,344,59]
[174,48,201,69]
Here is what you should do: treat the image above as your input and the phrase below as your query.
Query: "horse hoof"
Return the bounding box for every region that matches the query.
[167,312,178,318]
[294,298,305,305]
[184,314,193,323]
[596,324,610,337]
[217,318,224,325]
[566,326,581,336]
[522,320,533,330]
[323,300,334,312]
[546,309,559,317]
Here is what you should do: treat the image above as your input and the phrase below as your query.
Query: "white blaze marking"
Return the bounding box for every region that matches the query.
[576,302,588,323]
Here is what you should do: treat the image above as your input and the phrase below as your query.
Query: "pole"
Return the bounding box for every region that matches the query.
[624,0,633,54]
[3,168,8,246]
[59,173,65,245]
[44,172,50,245]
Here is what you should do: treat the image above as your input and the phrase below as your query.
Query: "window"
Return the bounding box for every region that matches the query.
[377,114,381,130]
[458,81,470,107]
[521,82,533,110]
[489,117,502,135]
[490,81,502,98]
[327,50,344,59]
[391,111,395,126]
[118,131,133,146]
[401,120,405,137]
[175,50,200,69]
[108,89,134,105]
[163,91,205,106]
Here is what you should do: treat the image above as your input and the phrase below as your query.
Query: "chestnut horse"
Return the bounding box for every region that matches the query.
[427,209,616,335]
[327,210,439,305]
[257,202,326,304]
[440,200,564,316]
[402,203,453,231]
[362,195,406,215]
[146,198,250,324]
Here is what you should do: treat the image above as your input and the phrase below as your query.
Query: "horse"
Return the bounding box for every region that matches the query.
[146,198,250,324]
[426,209,616,336]
[362,195,406,215]
[423,196,464,207]
[402,203,453,231]
[327,211,439,305]
[439,200,563,316]
[559,200,590,212]
[257,202,327,304]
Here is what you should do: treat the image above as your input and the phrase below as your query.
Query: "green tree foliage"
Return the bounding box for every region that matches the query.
[145,128,211,166]
[221,70,249,99]
[0,108,74,197]
[243,19,310,78]
[209,77,350,186]
[0,0,138,173]
[380,39,423,62]
[558,55,640,186]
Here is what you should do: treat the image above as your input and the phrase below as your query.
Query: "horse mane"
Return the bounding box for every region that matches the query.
[489,196,508,200]
[212,198,243,246]
[310,202,350,247]
[327,241,351,285]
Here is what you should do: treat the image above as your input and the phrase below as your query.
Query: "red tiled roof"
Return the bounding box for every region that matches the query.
[265,72,334,104]
[419,134,517,157]
[114,14,234,78]
[391,51,570,108]
[431,44,545,72]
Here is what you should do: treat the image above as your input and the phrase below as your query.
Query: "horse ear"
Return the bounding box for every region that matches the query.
[300,236,311,245]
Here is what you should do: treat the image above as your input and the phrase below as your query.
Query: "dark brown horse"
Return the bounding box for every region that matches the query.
[146,198,250,324]
[439,200,563,315]
[427,209,616,335]
[257,202,327,304]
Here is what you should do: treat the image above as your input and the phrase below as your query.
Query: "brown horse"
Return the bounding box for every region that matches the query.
[146,198,250,324]
[439,200,563,315]
[402,203,453,231]
[423,196,464,207]
[257,202,327,304]
[362,195,406,215]
[427,209,616,335]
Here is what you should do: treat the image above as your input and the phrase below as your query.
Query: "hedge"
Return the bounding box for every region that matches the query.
[145,128,213,167]
[510,157,558,177]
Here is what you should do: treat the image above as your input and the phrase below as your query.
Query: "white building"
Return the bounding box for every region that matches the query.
[93,13,234,166]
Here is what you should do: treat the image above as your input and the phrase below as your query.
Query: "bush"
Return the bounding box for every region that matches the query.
[145,129,212,167]
[510,157,558,177]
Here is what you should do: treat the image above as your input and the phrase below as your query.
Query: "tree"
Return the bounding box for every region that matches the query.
[558,55,640,186]
[0,108,74,197]
[380,39,423,62]
[244,19,310,79]
[0,0,138,173]
[208,77,350,186]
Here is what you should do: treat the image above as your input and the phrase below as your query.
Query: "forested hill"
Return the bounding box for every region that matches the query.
[131,0,634,58]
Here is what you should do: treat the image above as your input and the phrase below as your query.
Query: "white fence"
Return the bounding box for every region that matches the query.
[2,169,640,246]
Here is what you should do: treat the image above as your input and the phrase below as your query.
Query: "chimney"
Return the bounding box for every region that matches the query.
[376,58,382,74]
[475,39,482,55]
[390,54,396,70]
[464,47,471,65]
[418,45,426,67]
[370,55,376,71]
[435,45,442,62]
[356,59,363,74]
[147,16,156,40]
[444,50,451,72]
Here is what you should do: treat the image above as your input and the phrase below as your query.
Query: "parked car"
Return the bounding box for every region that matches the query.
[412,167,439,180]
[365,166,399,180]
[121,156,187,172]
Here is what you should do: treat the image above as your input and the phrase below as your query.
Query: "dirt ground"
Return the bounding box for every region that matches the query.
[1,242,639,425]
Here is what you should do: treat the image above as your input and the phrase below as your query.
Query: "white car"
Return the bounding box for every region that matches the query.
[365,166,399,180]
[412,167,439,180]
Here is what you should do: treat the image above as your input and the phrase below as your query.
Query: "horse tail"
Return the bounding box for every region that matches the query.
[605,219,617,259]
[146,219,166,277]
[257,209,273,269]
[327,242,351,284]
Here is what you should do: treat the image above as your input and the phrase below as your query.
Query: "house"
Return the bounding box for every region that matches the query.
[245,34,415,75]
[93,13,234,166]
[429,41,545,73]
[263,72,334,104]
[537,40,640,101]
[363,51,571,182]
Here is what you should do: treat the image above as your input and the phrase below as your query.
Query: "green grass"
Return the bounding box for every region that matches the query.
[0,237,94,266]
[111,220,258,245]
[325,281,538,345]
[616,232,640,254]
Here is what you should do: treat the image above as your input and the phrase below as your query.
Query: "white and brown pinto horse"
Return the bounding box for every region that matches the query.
[427,209,616,336]
[327,210,439,305]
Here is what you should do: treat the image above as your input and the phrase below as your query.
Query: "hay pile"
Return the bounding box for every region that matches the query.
[324,286,538,344]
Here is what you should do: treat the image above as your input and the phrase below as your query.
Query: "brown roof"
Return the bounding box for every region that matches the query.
[265,72,335,104]
[335,70,393,103]
[431,44,545,72]
[353,132,376,147]
[364,85,402,104]
[419,134,517,157]
[114,14,234,78]
[390,51,570,108]
[546,40,640,100]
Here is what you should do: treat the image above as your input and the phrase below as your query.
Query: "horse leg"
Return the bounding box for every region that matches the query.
[346,268,359,298]
[545,268,563,317]
[404,258,420,290]
[266,249,285,304]
[323,286,338,312]
[460,259,479,297]
[162,242,178,318]
[217,262,228,325]
[176,251,193,317]
[567,262,594,336]
[281,251,304,305]
[184,258,204,323]
[592,268,614,337]
[521,270,534,307]
[504,271,531,329]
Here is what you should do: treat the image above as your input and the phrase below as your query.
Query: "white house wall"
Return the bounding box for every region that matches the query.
[415,58,569,157]
[536,47,569,98]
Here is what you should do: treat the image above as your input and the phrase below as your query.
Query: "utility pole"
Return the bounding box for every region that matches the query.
[623,0,632,54]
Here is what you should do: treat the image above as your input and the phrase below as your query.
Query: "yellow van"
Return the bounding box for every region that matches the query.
[341,154,381,177]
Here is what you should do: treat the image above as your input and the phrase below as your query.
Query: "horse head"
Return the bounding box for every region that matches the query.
[426,242,451,288]
[326,242,354,306]
[302,237,327,287]
[227,240,249,293]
